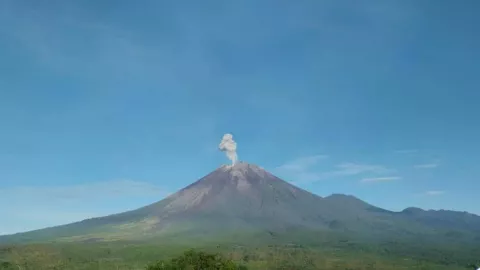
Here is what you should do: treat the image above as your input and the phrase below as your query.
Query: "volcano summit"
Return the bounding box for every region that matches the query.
[2,162,480,244]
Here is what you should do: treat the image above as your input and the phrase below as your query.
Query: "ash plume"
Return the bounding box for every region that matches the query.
[218,133,238,165]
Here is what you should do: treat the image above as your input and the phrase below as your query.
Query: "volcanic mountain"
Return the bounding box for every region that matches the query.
[2,162,480,244]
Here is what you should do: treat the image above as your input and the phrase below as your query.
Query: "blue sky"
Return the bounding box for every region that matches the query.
[0,0,479,235]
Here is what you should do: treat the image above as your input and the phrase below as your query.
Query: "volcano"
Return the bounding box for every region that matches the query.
[2,162,480,244]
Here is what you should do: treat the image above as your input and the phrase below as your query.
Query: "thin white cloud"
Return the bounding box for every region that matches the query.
[414,163,438,169]
[0,180,170,235]
[288,172,325,184]
[0,180,170,200]
[394,149,418,154]
[332,162,392,176]
[274,155,328,184]
[276,157,393,185]
[275,155,328,172]
[424,190,445,196]
[0,209,103,235]
[0,2,215,92]
[360,176,401,183]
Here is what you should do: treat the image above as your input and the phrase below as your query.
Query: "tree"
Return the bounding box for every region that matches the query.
[146,249,247,270]
[0,261,16,270]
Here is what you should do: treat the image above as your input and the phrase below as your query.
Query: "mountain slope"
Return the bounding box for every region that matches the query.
[1,162,480,244]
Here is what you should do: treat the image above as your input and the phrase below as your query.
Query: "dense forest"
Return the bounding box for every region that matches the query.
[1,238,478,270]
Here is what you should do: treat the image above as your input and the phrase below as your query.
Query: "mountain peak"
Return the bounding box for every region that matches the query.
[218,162,269,179]
[219,161,263,171]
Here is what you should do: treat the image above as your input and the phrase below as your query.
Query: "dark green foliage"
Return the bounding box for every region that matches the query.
[1,236,478,270]
[146,249,247,270]
[0,261,16,270]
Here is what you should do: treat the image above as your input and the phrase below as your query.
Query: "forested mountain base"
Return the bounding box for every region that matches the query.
[0,238,477,270]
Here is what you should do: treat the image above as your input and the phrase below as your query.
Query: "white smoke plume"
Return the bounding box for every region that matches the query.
[218,133,238,165]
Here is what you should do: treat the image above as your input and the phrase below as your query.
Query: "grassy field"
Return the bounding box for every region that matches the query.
[1,231,478,269]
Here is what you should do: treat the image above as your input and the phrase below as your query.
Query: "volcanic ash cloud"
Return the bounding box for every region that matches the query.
[218,133,238,165]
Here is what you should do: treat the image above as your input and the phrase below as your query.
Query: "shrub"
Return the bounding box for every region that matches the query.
[0,261,15,270]
[146,249,247,270]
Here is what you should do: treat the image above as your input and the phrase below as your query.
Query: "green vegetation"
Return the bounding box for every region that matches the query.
[0,232,478,270]
[146,249,246,270]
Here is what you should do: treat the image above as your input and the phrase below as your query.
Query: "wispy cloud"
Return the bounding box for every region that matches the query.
[275,156,394,185]
[394,149,418,154]
[276,155,328,172]
[360,176,401,183]
[0,180,170,200]
[332,162,392,176]
[414,163,438,169]
[0,2,216,91]
[274,155,329,183]
[0,180,170,235]
[424,190,445,196]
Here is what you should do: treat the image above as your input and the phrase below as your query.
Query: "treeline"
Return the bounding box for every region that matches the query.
[0,243,477,269]
[146,249,247,270]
